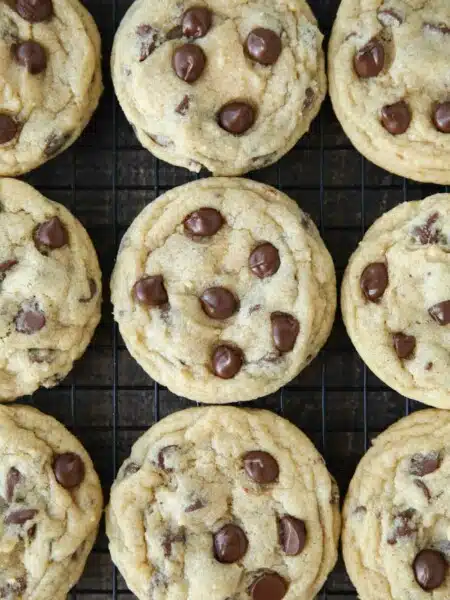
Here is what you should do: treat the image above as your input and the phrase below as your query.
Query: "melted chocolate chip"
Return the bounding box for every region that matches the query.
[79,278,97,303]
[200,287,238,320]
[43,131,71,157]
[377,8,403,26]
[354,38,384,78]
[34,217,68,249]
[271,312,299,353]
[182,7,212,39]
[0,259,17,282]
[172,43,206,83]
[244,451,279,483]
[409,453,441,476]
[15,305,46,334]
[381,101,411,135]
[53,453,85,489]
[392,333,416,359]
[157,445,179,471]
[16,0,53,22]
[245,28,282,65]
[185,499,204,512]
[184,208,224,237]
[214,524,248,563]
[15,41,47,74]
[414,550,447,591]
[249,243,280,279]
[412,212,442,245]
[414,479,431,502]
[0,114,18,145]
[387,508,417,544]
[137,24,157,62]
[6,467,21,502]
[176,95,190,115]
[249,572,288,600]
[360,262,388,302]
[434,102,450,133]
[279,516,306,556]
[218,102,255,134]
[212,345,243,379]
[429,300,450,325]
[162,529,185,557]
[133,275,168,307]
[5,508,37,525]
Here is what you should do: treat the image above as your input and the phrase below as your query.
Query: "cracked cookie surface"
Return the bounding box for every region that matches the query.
[111,178,336,404]
[106,406,341,600]
[0,0,102,176]
[329,0,450,184]
[343,409,450,600]
[0,403,102,600]
[111,0,326,176]
[342,195,450,408]
[0,178,101,402]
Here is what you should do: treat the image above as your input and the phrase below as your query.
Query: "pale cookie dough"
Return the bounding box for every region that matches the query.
[106,407,341,600]
[111,178,336,404]
[343,409,450,600]
[0,0,102,176]
[111,0,326,176]
[329,0,450,184]
[0,178,102,402]
[342,195,450,408]
[0,404,103,600]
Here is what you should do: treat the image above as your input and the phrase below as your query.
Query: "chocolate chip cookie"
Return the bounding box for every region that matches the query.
[0,403,102,599]
[111,178,336,404]
[111,0,326,176]
[341,195,450,408]
[343,409,450,600]
[0,0,102,176]
[106,406,340,600]
[0,178,101,402]
[329,0,450,184]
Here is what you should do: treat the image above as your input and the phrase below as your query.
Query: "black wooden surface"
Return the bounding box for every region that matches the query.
[19,0,436,597]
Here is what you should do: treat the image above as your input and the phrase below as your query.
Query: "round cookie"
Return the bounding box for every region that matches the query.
[111,0,326,176]
[341,195,450,408]
[0,178,102,402]
[343,409,450,600]
[111,178,336,404]
[0,403,103,599]
[0,0,102,176]
[329,0,450,184]
[106,406,341,600]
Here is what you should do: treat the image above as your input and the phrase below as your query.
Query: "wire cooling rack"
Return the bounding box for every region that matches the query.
[17,0,438,597]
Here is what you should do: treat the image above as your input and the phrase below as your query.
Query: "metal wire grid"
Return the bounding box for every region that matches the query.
[15,0,439,597]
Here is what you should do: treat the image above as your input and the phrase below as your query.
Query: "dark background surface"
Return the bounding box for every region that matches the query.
[18,0,439,597]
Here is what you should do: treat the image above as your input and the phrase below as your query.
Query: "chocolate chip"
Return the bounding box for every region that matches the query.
[185,499,204,512]
[162,529,185,557]
[79,278,97,303]
[34,217,68,249]
[182,7,212,39]
[166,25,183,40]
[0,114,18,145]
[0,259,18,282]
[16,0,53,22]
[28,348,55,363]
[157,445,179,471]
[429,300,450,325]
[249,243,280,279]
[249,572,288,600]
[184,208,224,237]
[354,505,367,515]
[381,100,411,135]
[123,462,140,477]
[360,262,388,302]
[303,87,315,110]
[137,24,157,62]
[271,312,299,353]
[27,524,36,540]
[43,131,71,157]
[172,43,206,83]
[14,41,47,74]
[5,508,37,525]
[409,452,441,476]
[387,508,417,544]
[244,451,279,483]
[279,516,306,556]
[200,287,238,320]
[412,212,442,244]
[0,576,27,596]
[433,102,450,133]
[133,275,168,307]
[354,38,384,78]
[424,22,450,35]
[426,362,434,371]
[214,524,248,563]
[245,28,282,65]
[218,102,255,134]
[392,333,416,359]
[6,467,21,502]
[176,95,190,115]
[212,345,243,379]
[377,8,403,26]
[249,304,262,314]
[15,305,46,334]
[53,453,85,489]
[414,479,431,502]
[414,550,447,590]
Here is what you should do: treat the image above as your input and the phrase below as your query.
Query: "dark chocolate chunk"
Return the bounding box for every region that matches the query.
[271,312,299,353]
[414,479,431,502]
[218,102,255,134]
[16,0,53,22]
[381,101,411,135]
[414,549,447,590]
[185,499,204,512]
[249,572,288,600]
[15,41,47,74]
[245,28,282,65]
[43,131,71,157]
[176,95,190,115]
[434,102,450,133]
[15,304,46,334]
[79,278,97,303]
[182,7,212,39]
[212,345,243,379]
[6,467,21,502]
[392,333,416,359]
[133,275,168,307]
[244,451,279,483]
[157,445,179,471]
[0,114,18,145]
[279,516,306,556]
[354,38,384,78]
[53,453,85,489]
[200,287,238,320]
[214,524,248,563]
[360,262,388,302]
[429,300,450,325]
[137,24,157,62]
[184,208,224,237]
[409,452,441,476]
[34,216,68,249]
[5,508,37,525]
[172,43,206,83]
[249,243,280,278]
